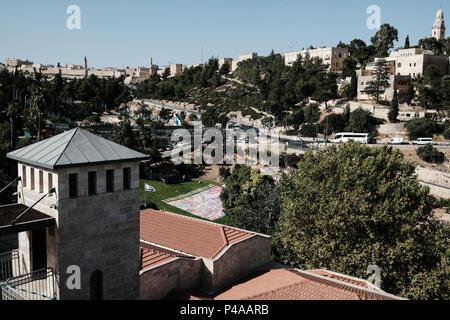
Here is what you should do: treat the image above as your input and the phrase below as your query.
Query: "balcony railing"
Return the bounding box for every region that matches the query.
[0,250,20,282]
[0,268,57,300]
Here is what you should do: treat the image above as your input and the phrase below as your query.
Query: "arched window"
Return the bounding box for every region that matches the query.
[90,270,103,300]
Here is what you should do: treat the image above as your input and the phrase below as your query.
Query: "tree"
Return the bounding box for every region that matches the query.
[219,63,231,77]
[406,83,415,105]
[405,118,438,140]
[162,68,171,81]
[364,59,391,102]
[220,166,281,235]
[6,102,20,150]
[345,108,381,134]
[370,24,399,57]
[345,71,358,100]
[404,35,410,49]
[31,87,46,141]
[342,57,359,78]
[159,107,172,121]
[389,89,399,123]
[274,142,450,299]
[112,120,138,149]
[313,72,338,109]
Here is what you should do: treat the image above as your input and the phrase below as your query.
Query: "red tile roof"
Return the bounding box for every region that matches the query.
[308,269,370,288]
[197,269,402,301]
[139,242,194,270]
[140,209,253,259]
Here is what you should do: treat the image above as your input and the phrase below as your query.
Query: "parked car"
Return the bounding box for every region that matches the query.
[413,138,434,145]
[388,138,404,145]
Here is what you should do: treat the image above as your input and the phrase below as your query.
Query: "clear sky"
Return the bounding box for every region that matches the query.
[0,0,447,69]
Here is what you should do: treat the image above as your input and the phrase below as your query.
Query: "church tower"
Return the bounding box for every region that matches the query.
[432,9,446,40]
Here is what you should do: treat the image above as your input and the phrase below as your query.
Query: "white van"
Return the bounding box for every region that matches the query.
[388,138,404,145]
[332,133,369,144]
[413,138,433,145]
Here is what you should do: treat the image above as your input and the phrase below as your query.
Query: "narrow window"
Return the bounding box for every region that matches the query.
[69,173,78,198]
[22,166,27,188]
[30,168,35,190]
[123,168,131,190]
[48,173,53,190]
[106,169,114,193]
[88,171,97,195]
[39,170,44,193]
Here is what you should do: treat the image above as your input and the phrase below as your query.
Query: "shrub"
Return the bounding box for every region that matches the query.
[417,144,445,164]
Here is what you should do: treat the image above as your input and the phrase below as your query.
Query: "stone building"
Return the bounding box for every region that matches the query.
[3,128,149,299]
[389,48,449,77]
[432,9,446,40]
[139,209,272,300]
[283,47,349,72]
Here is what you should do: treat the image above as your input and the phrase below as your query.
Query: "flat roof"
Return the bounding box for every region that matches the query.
[0,204,55,235]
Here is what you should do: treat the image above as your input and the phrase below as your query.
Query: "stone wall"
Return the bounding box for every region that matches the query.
[201,234,272,293]
[56,160,141,300]
[139,258,202,300]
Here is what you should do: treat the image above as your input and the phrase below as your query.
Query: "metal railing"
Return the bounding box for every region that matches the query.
[0,250,20,282]
[1,267,57,300]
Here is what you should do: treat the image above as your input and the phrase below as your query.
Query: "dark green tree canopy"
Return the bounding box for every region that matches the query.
[275,142,450,299]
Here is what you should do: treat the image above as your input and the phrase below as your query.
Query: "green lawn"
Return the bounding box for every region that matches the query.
[140,179,230,225]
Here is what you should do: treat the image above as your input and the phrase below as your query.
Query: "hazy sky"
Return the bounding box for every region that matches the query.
[0,0,447,68]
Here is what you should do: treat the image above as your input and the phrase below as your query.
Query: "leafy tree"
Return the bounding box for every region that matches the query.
[280,153,303,169]
[370,24,399,57]
[342,57,359,78]
[313,72,338,109]
[219,63,231,77]
[417,144,445,164]
[389,89,399,123]
[275,142,450,299]
[319,113,347,135]
[345,108,381,134]
[364,59,391,102]
[303,103,320,123]
[220,166,281,235]
[405,118,438,140]
[162,68,171,80]
[300,123,317,137]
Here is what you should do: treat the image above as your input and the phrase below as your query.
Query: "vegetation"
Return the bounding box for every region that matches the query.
[405,118,439,140]
[274,142,450,300]
[389,89,399,123]
[417,145,445,164]
[364,59,391,102]
[220,165,280,235]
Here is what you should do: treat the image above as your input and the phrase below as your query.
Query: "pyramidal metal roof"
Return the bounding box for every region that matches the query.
[7,128,150,170]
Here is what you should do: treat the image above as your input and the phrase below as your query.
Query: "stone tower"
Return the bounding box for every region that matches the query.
[432,9,446,40]
[7,128,149,299]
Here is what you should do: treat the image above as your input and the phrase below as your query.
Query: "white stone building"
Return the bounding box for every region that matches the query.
[389,48,449,77]
[283,47,349,72]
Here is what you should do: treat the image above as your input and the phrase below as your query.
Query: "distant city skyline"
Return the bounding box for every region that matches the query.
[0,0,447,69]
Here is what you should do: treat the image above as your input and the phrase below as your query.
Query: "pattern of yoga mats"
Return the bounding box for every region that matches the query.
[164,185,225,221]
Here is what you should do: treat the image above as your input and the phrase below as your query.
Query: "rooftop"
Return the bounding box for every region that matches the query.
[140,242,194,270]
[7,128,149,170]
[168,268,403,300]
[140,209,253,259]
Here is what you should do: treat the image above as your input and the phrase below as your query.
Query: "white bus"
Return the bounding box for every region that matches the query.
[332,133,370,144]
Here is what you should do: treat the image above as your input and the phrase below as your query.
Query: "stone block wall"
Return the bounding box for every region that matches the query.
[201,235,272,293]
[139,258,202,300]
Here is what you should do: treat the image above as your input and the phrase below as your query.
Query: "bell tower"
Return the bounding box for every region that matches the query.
[7,128,149,299]
[432,9,446,40]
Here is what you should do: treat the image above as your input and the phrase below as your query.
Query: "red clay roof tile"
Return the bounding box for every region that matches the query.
[140,209,253,259]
